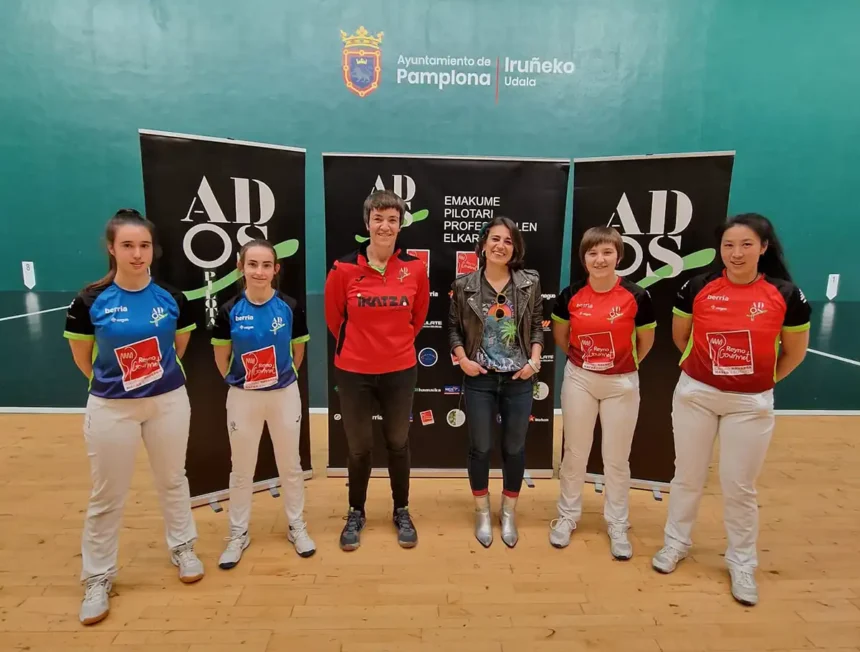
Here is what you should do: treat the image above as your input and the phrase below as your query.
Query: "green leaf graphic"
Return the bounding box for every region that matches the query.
[355,234,369,243]
[411,209,429,222]
[183,239,300,301]
[637,248,715,289]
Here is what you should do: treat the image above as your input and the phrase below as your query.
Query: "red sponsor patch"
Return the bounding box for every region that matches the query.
[578,331,616,372]
[406,249,430,277]
[420,409,434,426]
[706,330,754,376]
[114,336,164,391]
[241,345,279,389]
[456,251,478,276]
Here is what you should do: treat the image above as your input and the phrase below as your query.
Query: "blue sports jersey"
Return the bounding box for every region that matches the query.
[63,280,197,399]
[211,290,309,390]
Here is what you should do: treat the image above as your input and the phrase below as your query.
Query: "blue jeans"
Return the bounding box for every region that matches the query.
[463,372,534,495]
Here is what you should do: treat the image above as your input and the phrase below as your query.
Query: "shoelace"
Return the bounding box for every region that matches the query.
[83,577,108,604]
[174,543,198,565]
[394,510,414,532]
[608,524,629,540]
[733,570,756,589]
[290,522,311,542]
[550,517,575,533]
[223,534,246,553]
[659,546,684,562]
[343,511,363,533]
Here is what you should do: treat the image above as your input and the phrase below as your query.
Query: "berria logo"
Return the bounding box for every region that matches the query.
[341,26,384,98]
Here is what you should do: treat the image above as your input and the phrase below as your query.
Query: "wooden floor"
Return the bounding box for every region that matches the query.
[0,413,859,652]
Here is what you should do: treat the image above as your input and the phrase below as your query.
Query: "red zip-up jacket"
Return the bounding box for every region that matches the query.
[324,244,430,374]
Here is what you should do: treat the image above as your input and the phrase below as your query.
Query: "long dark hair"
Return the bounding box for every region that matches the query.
[238,238,280,289]
[85,209,157,291]
[476,216,525,271]
[717,213,792,282]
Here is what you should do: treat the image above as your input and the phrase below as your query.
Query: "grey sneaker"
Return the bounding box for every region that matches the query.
[608,523,633,560]
[79,574,111,625]
[393,507,418,548]
[288,520,317,558]
[339,508,366,551]
[651,545,687,574]
[170,541,205,583]
[218,531,250,570]
[729,568,759,606]
[549,517,576,548]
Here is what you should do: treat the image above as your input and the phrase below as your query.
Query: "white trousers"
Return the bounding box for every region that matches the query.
[664,372,775,572]
[226,383,305,534]
[557,361,640,527]
[81,386,197,581]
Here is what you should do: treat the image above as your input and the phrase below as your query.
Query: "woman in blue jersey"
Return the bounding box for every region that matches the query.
[64,209,203,626]
[211,239,315,568]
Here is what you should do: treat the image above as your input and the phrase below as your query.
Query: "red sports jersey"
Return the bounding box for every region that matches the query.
[552,277,656,374]
[324,244,430,374]
[674,271,811,393]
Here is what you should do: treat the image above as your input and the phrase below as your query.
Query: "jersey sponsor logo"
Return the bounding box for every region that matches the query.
[578,331,616,371]
[397,266,411,283]
[798,288,807,303]
[357,294,410,308]
[607,306,623,323]
[241,345,279,389]
[114,336,164,391]
[271,316,285,335]
[420,409,434,425]
[709,305,728,312]
[706,330,754,376]
[150,306,167,327]
[104,306,128,315]
[747,302,767,321]
[418,347,438,367]
[706,294,729,301]
[575,303,593,309]
[235,314,254,322]
[456,251,478,276]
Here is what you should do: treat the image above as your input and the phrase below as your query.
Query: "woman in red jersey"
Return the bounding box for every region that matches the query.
[548,227,656,558]
[324,189,430,552]
[652,214,811,607]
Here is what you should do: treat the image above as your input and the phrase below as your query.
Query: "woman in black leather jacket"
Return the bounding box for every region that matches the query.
[448,217,544,548]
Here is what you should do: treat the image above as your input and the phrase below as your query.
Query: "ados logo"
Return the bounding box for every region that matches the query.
[341,26,383,98]
[608,190,715,289]
[356,174,429,243]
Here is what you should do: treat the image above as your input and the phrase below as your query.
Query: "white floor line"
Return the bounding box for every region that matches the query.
[808,348,860,367]
[0,305,68,322]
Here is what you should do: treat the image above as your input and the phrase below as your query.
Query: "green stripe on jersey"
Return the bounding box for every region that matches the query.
[63,331,94,341]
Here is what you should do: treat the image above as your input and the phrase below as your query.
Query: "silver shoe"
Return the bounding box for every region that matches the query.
[500,494,518,548]
[474,494,493,548]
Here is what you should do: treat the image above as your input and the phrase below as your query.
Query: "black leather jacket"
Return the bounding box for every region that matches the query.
[448,268,544,361]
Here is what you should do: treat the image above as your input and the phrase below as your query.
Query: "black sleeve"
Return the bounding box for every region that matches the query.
[287,295,310,342]
[63,290,96,339]
[673,279,696,317]
[782,283,812,330]
[210,301,232,344]
[173,289,197,333]
[552,286,573,322]
[634,288,657,328]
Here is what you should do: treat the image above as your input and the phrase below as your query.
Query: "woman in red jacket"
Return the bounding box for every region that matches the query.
[652,214,811,607]
[324,189,430,552]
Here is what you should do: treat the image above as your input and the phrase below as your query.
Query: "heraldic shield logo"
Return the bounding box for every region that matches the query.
[341,26,383,97]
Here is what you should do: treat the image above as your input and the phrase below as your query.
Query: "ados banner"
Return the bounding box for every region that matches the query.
[323,153,569,476]
[139,130,311,503]
[571,151,735,487]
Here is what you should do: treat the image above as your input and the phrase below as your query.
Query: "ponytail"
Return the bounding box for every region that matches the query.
[85,209,157,291]
[717,213,793,282]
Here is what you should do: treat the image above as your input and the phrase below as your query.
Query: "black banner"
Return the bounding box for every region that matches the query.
[323,154,569,475]
[571,152,734,485]
[139,130,311,501]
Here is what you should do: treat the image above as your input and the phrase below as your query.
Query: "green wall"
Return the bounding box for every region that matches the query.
[2,0,859,301]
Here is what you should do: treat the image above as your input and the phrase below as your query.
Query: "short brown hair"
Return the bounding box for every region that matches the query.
[363,189,406,227]
[476,216,526,270]
[579,226,624,266]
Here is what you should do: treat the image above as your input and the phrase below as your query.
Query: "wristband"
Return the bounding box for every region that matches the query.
[527,359,540,373]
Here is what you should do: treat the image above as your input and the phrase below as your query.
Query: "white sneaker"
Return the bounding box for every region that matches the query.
[729,568,759,606]
[651,545,687,574]
[549,517,576,548]
[219,531,251,570]
[79,574,111,625]
[170,541,205,583]
[288,520,317,558]
[607,523,633,560]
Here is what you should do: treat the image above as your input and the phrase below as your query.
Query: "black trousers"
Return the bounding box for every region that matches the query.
[334,365,417,513]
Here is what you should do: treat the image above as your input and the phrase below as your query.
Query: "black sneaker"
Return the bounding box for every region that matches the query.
[339,508,366,551]
[393,507,418,548]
